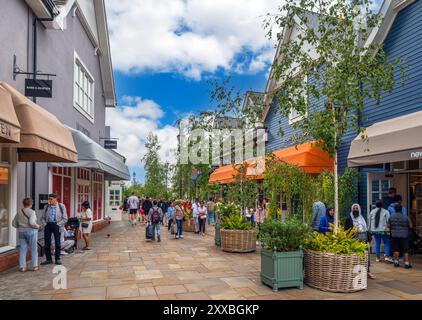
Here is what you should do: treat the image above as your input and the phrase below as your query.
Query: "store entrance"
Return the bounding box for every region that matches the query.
[409,173,422,235]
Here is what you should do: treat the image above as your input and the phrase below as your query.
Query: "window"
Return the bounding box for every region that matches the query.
[52,167,72,217]
[371,179,390,207]
[74,53,94,122]
[289,75,308,124]
[109,189,121,207]
[92,172,104,221]
[76,168,91,214]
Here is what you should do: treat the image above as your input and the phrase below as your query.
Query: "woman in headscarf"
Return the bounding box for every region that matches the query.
[319,207,335,235]
[345,203,375,280]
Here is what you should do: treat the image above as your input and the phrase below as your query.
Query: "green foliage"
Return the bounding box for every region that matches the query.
[142,133,167,198]
[123,185,145,198]
[264,158,315,223]
[217,203,240,219]
[221,214,255,231]
[258,218,311,252]
[303,226,368,256]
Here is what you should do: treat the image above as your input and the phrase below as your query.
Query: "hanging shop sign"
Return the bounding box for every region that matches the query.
[25,79,53,98]
[104,140,118,150]
[39,194,49,210]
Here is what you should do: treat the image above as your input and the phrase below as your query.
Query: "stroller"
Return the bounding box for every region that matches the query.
[64,217,80,253]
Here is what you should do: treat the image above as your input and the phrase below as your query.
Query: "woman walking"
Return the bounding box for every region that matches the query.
[12,198,41,272]
[78,201,93,250]
[174,201,184,239]
[198,201,207,236]
[368,200,391,263]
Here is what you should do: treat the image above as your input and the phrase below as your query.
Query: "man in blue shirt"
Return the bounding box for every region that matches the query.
[40,193,68,265]
[388,195,407,217]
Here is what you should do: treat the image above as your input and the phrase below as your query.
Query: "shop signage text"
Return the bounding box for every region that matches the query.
[25,79,53,98]
[104,140,118,150]
[39,194,49,210]
[411,151,422,159]
[0,121,11,138]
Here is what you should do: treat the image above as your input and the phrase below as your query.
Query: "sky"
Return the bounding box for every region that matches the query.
[104,0,383,184]
[105,0,283,183]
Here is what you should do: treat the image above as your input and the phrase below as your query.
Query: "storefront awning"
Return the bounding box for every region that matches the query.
[0,84,20,143]
[209,141,333,184]
[0,81,78,162]
[49,127,130,181]
[348,111,422,167]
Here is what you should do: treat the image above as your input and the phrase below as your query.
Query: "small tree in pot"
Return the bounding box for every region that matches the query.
[259,218,311,291]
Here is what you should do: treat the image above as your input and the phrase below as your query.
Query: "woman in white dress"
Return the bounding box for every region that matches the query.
[79,201,93,250]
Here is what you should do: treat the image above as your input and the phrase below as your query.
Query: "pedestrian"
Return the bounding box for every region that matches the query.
[368,200,391,263]
[40,193,68,266]
[127,192,139,227]
[311,200,326,232]
[389,204,413,269]
[78,201,93,250]
[382,187,397,210]
[388,195,407,216]
[148,201,163,242]
[192,199,200,234]
[256,206,264,225]
[198,201,207,236]
[174,201,184,239]
[122,196,129,214]
[12,198,41,272]
[167,201,174,231]
[60,224,76,255]
[319,207,334,235]
[142,196,153,220]
[345,203,376,280]
[206,198,216,225]
[245,207,252,223]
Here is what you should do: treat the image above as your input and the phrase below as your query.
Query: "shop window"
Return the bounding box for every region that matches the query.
[109,189,121,207]
[76,168,91,214]
[52,168,72,216]
[0,167,10,248]
[74,52,95,122]
[371,179,390,207]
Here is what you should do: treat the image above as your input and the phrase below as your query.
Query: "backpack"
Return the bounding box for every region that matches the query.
[151,207,161,223]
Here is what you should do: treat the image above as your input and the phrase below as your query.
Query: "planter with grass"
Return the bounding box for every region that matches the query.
[303,227,369,293]
[258,218,310,291]
[215,204,238,247]
[220,214,256,253]
[183,209,196,233]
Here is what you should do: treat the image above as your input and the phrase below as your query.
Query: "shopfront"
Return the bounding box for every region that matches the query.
[49,127,130,223]
[348,110,422,234]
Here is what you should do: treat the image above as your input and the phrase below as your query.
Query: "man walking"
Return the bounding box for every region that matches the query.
[389,204,413,269]
[192,199,200,234]
[142,196,153,220]
[40,193,68,265]
[207,198,216,226]
[127,192,139,226]
[148,201,163,242]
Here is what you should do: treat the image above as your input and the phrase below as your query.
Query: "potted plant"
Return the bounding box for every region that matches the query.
[220,213,256,253]
[303,226,369,293]
[258,218,310,291]
[215,203,239,247]
[183,209,196,232]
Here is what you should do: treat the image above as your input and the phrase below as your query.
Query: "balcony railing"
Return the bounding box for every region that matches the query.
[41,0,60,18]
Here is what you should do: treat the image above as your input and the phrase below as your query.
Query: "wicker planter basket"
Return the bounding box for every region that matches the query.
[220,229,257,253]
[183,218,196,233]
[304,249,368,293]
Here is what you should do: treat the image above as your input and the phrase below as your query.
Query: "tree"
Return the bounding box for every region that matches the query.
[142,133,166,198]
[265,0,405,233]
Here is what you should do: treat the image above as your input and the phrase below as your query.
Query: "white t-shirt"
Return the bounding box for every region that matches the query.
[127,196,139,210]
[192,203,199,217]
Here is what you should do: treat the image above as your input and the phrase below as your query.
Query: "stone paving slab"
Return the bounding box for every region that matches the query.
[1,220,422,300]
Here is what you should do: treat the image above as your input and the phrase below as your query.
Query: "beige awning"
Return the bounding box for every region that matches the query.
[0,84,20,143]
[348,111,422,167]
[0,81,78,163]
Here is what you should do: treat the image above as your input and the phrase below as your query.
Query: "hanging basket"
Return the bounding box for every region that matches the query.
[184,218,196,233]
[221,229,257,253]
[304,249,368,293]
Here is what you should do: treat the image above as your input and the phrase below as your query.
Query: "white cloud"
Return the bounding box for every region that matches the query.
[106,97,179,170]
[106,0,282,79]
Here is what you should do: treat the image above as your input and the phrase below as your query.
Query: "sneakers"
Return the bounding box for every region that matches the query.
[55,260,62,265]
[41,260,53,266]
[404,264,412,269]
[384,257,392,263]
[376,257,381,263]
[157,236,161,242]
[61,250,68,256]
[394,261,400,268]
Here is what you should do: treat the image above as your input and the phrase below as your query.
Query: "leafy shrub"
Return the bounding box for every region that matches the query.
[303,226,368,256]
[258,218,311,252]
[184,209,193,218]
[217,203,240,219]
[221,214,255,231]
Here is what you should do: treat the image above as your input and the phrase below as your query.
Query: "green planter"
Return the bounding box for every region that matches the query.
[260,249,304,292]
[215,223,221,247]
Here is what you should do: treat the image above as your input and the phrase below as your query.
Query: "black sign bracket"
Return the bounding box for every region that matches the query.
[13,54,56,81]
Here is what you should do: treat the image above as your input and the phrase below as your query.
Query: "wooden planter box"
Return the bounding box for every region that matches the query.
[304,249,368,293]
[184,218,196,233]
[261,249,304,291]
[215,223,221,247]
[221,229,256,253]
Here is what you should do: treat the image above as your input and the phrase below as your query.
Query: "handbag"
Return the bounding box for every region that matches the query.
[81,222,89,229]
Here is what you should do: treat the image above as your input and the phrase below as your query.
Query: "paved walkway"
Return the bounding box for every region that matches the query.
[1,221,422,300]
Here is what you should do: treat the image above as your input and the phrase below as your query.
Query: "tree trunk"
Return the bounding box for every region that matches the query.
[333,150,339,234]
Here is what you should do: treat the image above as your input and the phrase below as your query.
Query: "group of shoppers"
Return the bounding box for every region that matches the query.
[311,186,413,280]
[12,193,93,273]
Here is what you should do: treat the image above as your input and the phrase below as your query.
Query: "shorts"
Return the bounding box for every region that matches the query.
[129,209,138,215]
[392,237,409,254]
